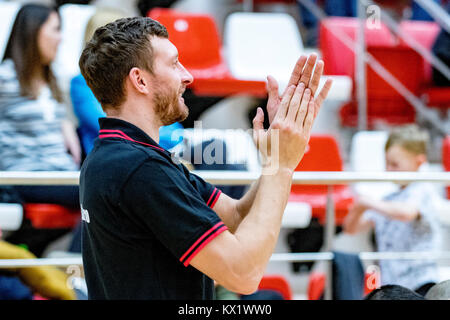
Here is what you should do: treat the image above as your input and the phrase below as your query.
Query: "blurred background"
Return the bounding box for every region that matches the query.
[0,0,449,300]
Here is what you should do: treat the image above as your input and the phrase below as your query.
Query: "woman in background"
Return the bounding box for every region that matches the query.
[0,3,81,256]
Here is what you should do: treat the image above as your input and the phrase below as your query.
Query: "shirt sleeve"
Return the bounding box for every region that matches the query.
[404,183,441,223]
[187,170,222,210]
[363,208,382,224]
[121,157,227,267]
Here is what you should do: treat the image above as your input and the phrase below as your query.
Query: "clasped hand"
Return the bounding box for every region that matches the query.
[252,54,333,174]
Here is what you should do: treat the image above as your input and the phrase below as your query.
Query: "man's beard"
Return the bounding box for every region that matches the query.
[153,86,189,126]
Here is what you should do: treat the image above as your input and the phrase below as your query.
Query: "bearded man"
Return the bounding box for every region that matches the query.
[78,16,332,300]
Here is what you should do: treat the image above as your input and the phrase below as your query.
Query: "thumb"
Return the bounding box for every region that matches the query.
[252,107,264,131]
[266,75,279,101]
[252,107,264,143]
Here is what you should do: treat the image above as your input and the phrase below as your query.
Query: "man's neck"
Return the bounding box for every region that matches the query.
[106,105,161,143]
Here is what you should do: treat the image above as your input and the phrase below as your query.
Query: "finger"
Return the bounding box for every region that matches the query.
[314,77,333,118]
[252,108,264,145]
[282,55,307,96]
[308,59,324,96]
[266,75,279,100]
[299,53,318,87]
[266,75,280,119]
[295,88,311,127]
[273,85,296,122]
[303,98,316,135]
[252,107,265,132]
[286,83,305,121]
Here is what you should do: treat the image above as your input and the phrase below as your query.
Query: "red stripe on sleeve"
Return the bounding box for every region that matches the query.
[182,225,228,267]
[179,221,224,263]
[210,189,222,209]
[206,188,217,207]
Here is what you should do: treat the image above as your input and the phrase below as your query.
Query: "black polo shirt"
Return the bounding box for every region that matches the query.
[79,117,226,300]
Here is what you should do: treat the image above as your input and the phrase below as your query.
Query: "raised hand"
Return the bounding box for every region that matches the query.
[265,53,333,125]
[253,82,317,174]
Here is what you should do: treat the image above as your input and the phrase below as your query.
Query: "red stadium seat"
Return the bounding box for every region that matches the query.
[148,8,267,97]
[442,136,450,199]
[398,21,448,109]
[308,272,326,300]
[421,87,450,110]
[24,204,80,229]
[307,271,378,300]
[258,274,293,300]
[319,17,448,126]
[320,17,396,77]
[340,45,423,127]
[289,135,354,225]
[399,20,441,84]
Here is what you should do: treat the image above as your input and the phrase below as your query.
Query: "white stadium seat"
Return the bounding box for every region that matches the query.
[223,11,352,101]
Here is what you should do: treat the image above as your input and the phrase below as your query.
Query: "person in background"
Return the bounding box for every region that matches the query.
[424,279,450,300]
[136,0,179,17]
[343,124,442,297]
[431,27,450,87]
[364,284,426,300]
[297,0,356,47]
[0,3,81,256]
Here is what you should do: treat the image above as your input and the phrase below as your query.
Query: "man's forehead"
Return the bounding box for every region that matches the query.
[152,36,178,60]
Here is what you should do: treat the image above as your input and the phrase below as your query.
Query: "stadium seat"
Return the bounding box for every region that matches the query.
[148,8,267,97]
[224,12,303,91]
[340,45,422,127]
[320,17,447,127]
[421,87,450,110]
[319,17,397,77]
[392,21,447,110]
[307,272,326,300]
[399,20,441,85]
[0,203,23,231]
[258,274,293,300]
[24,204,80,229]
[224,12,352,101]
[442,136,450,199]
[288,135,354,225]
[307,271,378,300]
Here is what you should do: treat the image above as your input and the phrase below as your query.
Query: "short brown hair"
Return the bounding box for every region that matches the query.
[385,124,429,155]
[79,17,168,110]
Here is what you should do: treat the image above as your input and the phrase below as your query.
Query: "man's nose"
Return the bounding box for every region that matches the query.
[180,63,193,85]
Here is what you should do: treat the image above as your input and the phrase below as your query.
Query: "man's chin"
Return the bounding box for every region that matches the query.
[161,106,188,126]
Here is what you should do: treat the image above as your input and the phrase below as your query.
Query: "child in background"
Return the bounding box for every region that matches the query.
[343,125,442,296]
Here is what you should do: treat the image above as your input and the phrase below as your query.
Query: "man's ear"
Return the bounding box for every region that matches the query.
[128,67,150,94]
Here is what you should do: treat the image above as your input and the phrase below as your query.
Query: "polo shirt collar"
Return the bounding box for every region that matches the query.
[98,117,170,156]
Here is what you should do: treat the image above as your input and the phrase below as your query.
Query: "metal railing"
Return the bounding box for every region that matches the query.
[297,0,450,134]
[1,170,450,299]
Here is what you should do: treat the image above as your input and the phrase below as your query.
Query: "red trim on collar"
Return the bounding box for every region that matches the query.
[99,129,166,152]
